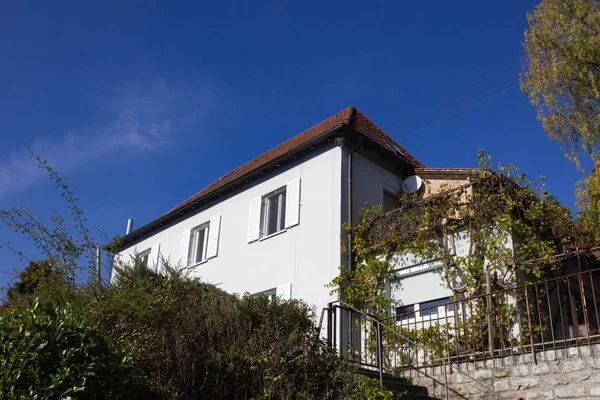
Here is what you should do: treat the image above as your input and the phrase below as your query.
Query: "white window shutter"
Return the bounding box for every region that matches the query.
[149,244,161,269]
[180,229,191,266]
[276,283,292,300]
[285,178,301,228]
[207,215,221,259]
[247,197,261,242]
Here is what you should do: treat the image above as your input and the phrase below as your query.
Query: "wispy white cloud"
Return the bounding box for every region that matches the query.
[0,78,219,201]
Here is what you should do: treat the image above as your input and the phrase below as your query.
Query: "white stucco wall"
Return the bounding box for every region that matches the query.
[351,153,404,223]
[116,145,343,315]
[390,228,516,309]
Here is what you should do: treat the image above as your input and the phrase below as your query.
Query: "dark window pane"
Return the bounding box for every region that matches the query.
[420,306,438,317]
[140,251,150,267]
[195,228,206,263]
[383,191,400,213]
[419,297,453,317]
[395,305,415,321]
[267,196,279,235]
[279,192,286,231]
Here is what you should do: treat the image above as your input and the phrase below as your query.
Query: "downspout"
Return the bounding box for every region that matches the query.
[346,144,361,274]
[347,148,353,273]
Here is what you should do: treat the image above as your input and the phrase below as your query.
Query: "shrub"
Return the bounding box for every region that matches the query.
[81,261,343,399]
[0,300,131,399]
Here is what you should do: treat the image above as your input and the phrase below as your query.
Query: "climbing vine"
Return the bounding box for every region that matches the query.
[330,150,578,318]
[328,151,584,368]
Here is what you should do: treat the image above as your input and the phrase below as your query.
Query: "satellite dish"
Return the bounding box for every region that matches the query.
[402,175,423,194]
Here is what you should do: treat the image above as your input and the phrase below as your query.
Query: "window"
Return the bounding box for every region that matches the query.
[395,304,415,321]
[248,180,300,243]
[188,224,209,266]
[383,190,400,214]
[261,186,286,237]
[419,297,454,318]
[257,288,277,302]
[138,249,151,267]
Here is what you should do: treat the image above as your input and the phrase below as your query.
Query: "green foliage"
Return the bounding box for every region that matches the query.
[0,152,394,399]
[333,366,394,400]
[0,300,131,399]
[330,152,580,367]
[576,165,600,245]
[76,260,360,399]
[521,0,600,166]
[5,260,61,303]
[331,152,576,318]
[522,0,600,245]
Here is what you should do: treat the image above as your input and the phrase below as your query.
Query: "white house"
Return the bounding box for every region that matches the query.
[114,106,471,317]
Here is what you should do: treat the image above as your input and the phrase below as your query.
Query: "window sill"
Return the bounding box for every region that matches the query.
[188,259,209,268]
[259,228,288,241]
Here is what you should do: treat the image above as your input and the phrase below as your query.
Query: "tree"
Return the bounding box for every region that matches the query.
[5,260,58,302]
[521,0,600,166]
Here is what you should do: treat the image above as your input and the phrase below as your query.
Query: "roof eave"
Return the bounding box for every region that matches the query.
[118,122,348,248]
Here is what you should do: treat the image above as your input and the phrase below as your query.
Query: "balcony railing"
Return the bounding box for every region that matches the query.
[325,264,600,378]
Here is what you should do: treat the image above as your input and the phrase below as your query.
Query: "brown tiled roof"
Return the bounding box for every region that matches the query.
[415,168,483,180]
[169,106,423,214]
[416,167,481,173]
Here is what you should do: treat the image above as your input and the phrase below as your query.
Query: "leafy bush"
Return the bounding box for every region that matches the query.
[78,261,389,399]
[79,261,338,399]
[0,259,395,399]
[0,300,131,399]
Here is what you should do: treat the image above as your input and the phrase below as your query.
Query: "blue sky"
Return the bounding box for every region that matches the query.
[0,1,582,287]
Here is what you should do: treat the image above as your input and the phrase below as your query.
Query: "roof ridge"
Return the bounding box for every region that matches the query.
[167,106,355,213]
[350,108,425,168]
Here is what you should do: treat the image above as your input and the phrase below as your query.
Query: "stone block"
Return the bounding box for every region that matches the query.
[576,372,592,383]
[562,359,586,373]
[589,386,600,397]
[579,345,591,357]
[549,375,569,385]
[555,386,586,398]
[473,369,493,381]
[568,347,581,358]
[526,389,555,400]
[531,363,550,375]
[493,367,508,378]
[510,378,539,390]
[453,372,470,384]
[523,353,536,363]
[452,385,467,395]
[588,358,600,370]
[493,380,510,392]
[513,364,530,377]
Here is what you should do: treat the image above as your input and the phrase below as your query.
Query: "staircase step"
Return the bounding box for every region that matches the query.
[358,368,438,399]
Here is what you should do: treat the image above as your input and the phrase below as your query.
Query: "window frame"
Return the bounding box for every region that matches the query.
[260,186,287,238]
[138,248,151,267]
[256,287,277,302]
[419,297,455,318]
[395,304,416,322]
[383,189,401,214]
[395,297,457,324]
[188,223,210,266]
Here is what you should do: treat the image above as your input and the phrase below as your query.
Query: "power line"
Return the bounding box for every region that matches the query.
[389,72,519,135]
[398,83,520,141]
[386,60,519,128]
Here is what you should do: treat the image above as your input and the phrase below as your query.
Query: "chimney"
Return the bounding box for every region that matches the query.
[126,218,134,235]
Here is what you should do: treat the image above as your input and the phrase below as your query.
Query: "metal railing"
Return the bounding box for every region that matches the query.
[324,265,600,399]
[388,265,600,371]
[326,301,451,399]
[326,301,512,399]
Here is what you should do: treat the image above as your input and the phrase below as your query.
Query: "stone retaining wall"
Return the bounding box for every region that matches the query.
[412,344,600,399]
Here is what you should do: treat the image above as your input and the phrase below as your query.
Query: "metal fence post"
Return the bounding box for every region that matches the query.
[326,302,333,348]
[376,320,383,384]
